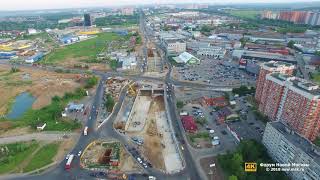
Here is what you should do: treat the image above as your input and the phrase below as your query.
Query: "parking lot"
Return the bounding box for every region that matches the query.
[181,101,238,150]
[173,58,256,86]
[226,95,266,141]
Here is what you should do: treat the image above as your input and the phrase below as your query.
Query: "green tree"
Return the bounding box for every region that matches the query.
[105,94,115,112]
[176,101,184,109]
[230,153,244,177]
[228,175,238,180]
[200,25,212,33]
[85,76,98,88]
[314,137,320,147]
[239,37,248,48]
[287,40,295,49]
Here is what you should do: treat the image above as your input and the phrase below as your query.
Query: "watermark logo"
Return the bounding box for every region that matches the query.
[245,163,257,172]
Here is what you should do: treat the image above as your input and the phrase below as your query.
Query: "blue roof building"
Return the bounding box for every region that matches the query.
[25,52,44,63]
[0,51,16,60]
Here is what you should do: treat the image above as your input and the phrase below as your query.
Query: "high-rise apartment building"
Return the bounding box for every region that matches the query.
[257,73,320,141]
[84,13,92,26]
[255,61,295,103]
[263,121,320,180]
[261,10,320,26]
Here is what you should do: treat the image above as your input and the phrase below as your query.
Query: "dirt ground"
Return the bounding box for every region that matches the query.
[0,64,84,115]
[141,97,166,170]
[57,57,111,71]
[119,148,142,172]
[0,126,32,138]
[200,156,225,180]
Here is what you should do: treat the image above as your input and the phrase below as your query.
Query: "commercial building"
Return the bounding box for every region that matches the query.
[196,46,226,59]
[84,14,92,26]
[173,52,200,65]
[255,61,295,103]
[263,121,320,180]
[181,116,198,133]
[163,39,186,55]
[119,55,137,70]
[258,73,320,141]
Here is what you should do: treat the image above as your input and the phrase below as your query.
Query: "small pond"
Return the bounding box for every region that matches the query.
[6,92,35,119]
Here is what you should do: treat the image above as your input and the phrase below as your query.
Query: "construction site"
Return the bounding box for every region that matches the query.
[80,140,142,176]
[114,81,184,173]
[105,77,130,102]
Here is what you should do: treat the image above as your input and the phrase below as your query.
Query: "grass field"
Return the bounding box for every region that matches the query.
[311,72,320,85]
[228,10,261,20]
[41,32,119,65]
[0,141,39,174]
[23,143,60,172]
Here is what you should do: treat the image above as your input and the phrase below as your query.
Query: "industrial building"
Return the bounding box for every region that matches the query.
[258,72,320,141]
[255,61,295,103]
[232,50,296,64]
[263,121,320,180]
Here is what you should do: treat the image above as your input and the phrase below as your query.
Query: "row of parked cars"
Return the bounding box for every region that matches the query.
[127,146,152,169]
[192,106,204,118]
[131,136,144,146]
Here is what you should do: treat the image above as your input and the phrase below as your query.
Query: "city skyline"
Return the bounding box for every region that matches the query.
[1,0,320,11]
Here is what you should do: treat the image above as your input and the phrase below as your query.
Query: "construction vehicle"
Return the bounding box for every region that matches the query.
[128,82,137,96]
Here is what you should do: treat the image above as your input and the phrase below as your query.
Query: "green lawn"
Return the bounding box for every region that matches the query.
[41,32,120,64]
[0,141,39,174]
[228,10,261,20]
[311,72,320,85]
[23,143,60,172]
[188,132,210,143]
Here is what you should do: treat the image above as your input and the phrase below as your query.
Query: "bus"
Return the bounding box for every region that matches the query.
[65,154,74,170]
[84,126,88,136]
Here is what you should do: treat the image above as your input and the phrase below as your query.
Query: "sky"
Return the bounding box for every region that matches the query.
[0,0,319,11]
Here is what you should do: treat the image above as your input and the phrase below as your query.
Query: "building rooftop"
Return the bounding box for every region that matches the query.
[242,51,296,63]
[269,73,320,96]
[269,121,320,164]
[173,52,200,64]
[263,61,295,68]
